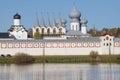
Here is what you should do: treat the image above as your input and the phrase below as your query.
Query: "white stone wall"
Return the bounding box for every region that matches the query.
[114,42,120,54]
[1,36,120,56]
[0,41,101,56]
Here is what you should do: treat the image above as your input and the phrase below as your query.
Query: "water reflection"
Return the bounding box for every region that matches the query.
[0,63,120,80]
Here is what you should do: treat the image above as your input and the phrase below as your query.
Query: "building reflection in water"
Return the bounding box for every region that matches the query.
[0,63,120,80]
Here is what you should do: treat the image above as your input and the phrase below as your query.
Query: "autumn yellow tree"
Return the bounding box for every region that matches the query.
[33,28,41,40]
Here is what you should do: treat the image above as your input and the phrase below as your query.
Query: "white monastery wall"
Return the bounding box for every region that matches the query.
[0,41,102,56]
[114,42,120,54]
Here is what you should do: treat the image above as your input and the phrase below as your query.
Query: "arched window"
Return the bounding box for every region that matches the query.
[59,28,62,34]
[53,28,56,34]
[42,28,44,34]
[36,28,39,32]
[47,28,50,34]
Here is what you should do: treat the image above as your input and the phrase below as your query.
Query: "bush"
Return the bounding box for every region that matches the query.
[90,51,99,61]
[116,54,120,63]
[14,53,34,64]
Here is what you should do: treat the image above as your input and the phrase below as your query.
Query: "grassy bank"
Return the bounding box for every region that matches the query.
[0,55,120,64]
[34,55,120,63]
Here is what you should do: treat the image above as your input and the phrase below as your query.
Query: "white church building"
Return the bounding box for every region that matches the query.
[0,7,120,56]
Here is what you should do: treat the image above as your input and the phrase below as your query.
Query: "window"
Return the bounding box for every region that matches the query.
[36,28,39,32]
[42,28,44,34]
[76,25,77,30]
[110,43,112,46]
[72,25,74,30]
[47,28,50,34]
[59,28,62,34]
[106,43,109,46]
[106,36,109,40]
[53,28,56,34]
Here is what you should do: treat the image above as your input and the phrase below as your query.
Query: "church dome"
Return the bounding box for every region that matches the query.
[80,19,88,24]
[69,7,81,19]
[14,13,21,19]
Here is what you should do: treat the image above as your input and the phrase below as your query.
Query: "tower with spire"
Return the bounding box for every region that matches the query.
[32,13,67,39]
[32,7,90,39]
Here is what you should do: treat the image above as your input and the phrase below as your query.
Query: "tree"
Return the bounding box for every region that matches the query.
[115,28,120,38]
[90,51,99,61]
[14,53,33,64]
[88,28,96,36]
[28,28,33,38]
[33,28,41,40]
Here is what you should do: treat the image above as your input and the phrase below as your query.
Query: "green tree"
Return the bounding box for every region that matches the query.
[28,28,33,38]
[115,28,120,38]
[33,28,41,40]
[90,51,99,61]
[88,28,96,36]
[14,53,33,64]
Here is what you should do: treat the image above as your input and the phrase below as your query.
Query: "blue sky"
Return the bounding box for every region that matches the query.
[0,0,120,32]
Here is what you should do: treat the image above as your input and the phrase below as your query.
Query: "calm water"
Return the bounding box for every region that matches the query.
[0,63,120,80]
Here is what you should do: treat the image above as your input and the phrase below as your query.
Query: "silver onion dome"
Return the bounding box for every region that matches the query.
[69,7,81,19]
[80,19,88,24]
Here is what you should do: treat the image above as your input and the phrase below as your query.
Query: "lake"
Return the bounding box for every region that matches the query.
[0,63,120,80]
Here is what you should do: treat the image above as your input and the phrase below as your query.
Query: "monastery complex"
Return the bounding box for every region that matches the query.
[0,7,120,56]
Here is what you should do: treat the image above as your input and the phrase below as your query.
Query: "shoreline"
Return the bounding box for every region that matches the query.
[0,55,120,64]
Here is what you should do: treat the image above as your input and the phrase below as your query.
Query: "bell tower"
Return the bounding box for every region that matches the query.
[69,7,81,31]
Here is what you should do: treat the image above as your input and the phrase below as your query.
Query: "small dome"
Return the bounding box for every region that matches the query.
[14,13,21,19]
[69,7,81,19]
[61,18,67,24]
[80,19,88,24]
